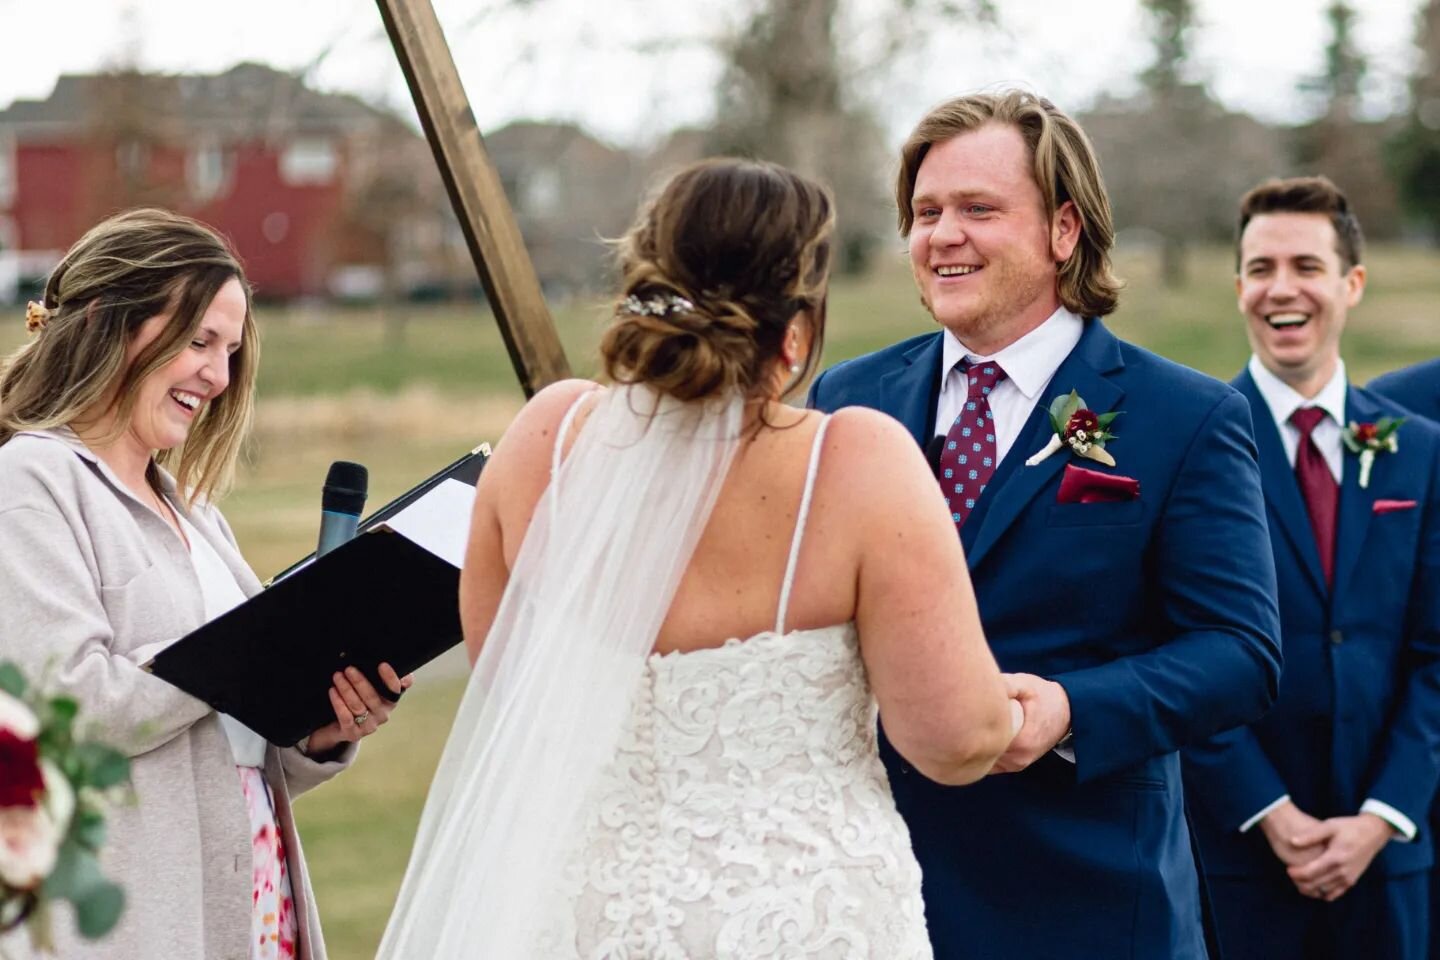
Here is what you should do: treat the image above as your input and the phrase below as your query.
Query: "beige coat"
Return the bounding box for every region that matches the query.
[0,428,354,959]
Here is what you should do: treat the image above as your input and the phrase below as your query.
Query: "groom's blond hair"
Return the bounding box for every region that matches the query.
[896,90,1122,318]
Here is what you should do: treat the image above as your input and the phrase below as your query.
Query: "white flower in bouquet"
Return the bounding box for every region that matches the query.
[0,690,39,740]
[0,761,72,891]
[0,664,129,952]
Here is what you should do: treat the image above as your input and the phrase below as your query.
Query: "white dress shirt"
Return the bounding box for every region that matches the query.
[1240,355,1414,842]
[937,306,1085,462]
[939,305,1085,762]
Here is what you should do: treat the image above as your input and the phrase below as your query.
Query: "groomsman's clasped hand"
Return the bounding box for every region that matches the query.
[1260,799,1397,902]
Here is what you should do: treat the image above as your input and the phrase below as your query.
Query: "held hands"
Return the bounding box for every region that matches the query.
[1282,812,1395,902]
[991,673,1071,774]
[306,663,414,756]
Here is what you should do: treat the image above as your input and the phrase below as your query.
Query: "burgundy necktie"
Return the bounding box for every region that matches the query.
[938,360,1007,531]
[1290,406,1338,587]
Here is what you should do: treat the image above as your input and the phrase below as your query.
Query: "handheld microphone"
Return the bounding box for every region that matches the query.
[317,461,368,558]
[925,435,947,479]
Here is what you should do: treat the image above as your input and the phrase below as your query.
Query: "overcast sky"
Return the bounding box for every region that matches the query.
[0,0,1426,147]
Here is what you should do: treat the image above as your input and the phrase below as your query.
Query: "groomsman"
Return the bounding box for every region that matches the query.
[809,90,1282,960]
[1370,357,1440,960]
[1184,176,1440,960]
[1371,358,1440,423]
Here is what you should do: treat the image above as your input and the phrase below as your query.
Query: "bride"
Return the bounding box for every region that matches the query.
[378,158,1016,958]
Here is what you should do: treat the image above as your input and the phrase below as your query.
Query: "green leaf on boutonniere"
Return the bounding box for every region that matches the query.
[1097,412,1120,429]
[1049,390,1082,427]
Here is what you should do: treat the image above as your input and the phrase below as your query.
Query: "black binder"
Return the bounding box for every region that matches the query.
[143,444,490,746]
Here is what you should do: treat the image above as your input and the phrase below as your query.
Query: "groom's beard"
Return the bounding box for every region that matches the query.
[917,270,1052,351]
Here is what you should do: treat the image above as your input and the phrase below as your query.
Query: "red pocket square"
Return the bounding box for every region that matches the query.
[1057,463,1141,504]
[1373,499,1417,514]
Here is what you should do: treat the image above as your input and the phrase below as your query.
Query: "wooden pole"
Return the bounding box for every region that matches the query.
[376,0,572,397]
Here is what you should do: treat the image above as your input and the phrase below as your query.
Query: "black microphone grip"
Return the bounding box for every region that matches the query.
[317,461,368,558]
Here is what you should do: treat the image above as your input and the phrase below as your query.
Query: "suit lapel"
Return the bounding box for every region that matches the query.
[1331,387,1381,603]
[1233,370,1328,599]
[878,333,944,448]
[963,320,1124,569]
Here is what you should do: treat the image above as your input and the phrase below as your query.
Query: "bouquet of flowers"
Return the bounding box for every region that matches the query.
[0,662,128,954]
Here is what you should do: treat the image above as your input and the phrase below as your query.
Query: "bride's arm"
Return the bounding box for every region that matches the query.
[459,379,600,666]
[831,407,1015,785]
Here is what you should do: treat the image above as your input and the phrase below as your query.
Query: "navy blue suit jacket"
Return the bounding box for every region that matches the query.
[1371,358,1440,424]
[1185,372,1440,879]
[809,319,1282,960]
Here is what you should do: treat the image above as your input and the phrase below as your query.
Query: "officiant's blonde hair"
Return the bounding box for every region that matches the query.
[0,208,258,504]
[896,90,1122,318]
[602,158,834,404]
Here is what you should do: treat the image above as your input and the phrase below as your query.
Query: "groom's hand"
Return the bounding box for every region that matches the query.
[991,673,1071,774]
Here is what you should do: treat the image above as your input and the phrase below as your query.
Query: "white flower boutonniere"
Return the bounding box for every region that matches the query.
[1342,417,1403,489]
[1025,390,1123,468]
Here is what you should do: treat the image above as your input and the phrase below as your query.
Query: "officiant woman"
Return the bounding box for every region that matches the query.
[0,208,408,960]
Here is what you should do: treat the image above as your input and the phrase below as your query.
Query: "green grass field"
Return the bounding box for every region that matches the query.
[4,245,1437,958]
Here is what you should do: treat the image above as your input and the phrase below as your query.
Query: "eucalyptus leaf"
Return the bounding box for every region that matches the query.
[1048,388,1082,426]
[72,809,106,850]
[74,882,124,940]
[74,743,130,790]
[0,661,25,698]
[42,842,103,901]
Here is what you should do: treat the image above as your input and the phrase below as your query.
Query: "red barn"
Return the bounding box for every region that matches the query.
[0,63,457,301]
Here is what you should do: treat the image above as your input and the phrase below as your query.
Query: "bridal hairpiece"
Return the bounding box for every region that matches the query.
[621,293,695,318]
[24,301,53,335]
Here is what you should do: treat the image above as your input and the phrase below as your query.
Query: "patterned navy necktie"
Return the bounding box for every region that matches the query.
[938,360,1008,531]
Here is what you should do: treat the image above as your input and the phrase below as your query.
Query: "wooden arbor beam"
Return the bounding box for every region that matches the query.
[376,0,572,397]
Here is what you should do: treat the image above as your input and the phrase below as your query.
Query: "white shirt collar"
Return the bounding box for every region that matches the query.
[1247,354,1348,430]
[941,306,1085,400]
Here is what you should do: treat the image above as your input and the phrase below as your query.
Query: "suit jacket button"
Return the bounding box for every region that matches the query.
[1329,629,1344,645]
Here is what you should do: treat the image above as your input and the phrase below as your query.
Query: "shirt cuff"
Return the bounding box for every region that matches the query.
[1361,799,1417,842]
[1239,794,1291,833]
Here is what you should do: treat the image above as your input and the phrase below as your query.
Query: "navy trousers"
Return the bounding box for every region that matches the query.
[1209,869,1426,960]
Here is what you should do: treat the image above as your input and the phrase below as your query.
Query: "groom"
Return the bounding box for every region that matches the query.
[809,90,1283,959]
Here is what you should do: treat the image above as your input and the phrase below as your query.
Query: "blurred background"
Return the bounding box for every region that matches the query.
[2,0,1439,955]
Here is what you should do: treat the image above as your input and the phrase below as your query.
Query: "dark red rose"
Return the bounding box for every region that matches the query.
[1066,409,1100,437]
[1354,423,1379,442]
[0,729,43,808]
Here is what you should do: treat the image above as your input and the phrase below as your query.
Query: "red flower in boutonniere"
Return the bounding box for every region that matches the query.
[1026,390,1123,468]
[1342,417,1403,489]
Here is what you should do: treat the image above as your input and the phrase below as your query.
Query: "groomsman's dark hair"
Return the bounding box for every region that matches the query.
[1236,176,1365,271]
[896,90,1122,318]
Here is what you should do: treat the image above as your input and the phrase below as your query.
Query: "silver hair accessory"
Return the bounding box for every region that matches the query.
[621,293,695,317]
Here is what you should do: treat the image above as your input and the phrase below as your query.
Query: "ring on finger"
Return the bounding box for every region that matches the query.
[353,711,370,725]
[1317,885,1329,897]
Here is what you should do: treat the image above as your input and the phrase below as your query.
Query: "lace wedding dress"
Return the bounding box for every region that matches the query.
[536,416,932,958]
[378,388,932,959]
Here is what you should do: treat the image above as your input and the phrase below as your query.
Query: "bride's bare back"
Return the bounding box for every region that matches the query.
[462,378,1012,786]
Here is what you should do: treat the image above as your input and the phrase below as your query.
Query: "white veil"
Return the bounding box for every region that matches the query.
[377,384,744,958]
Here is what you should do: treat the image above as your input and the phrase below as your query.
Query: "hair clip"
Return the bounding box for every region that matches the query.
[24,301,53,335]
[621,293,695,318]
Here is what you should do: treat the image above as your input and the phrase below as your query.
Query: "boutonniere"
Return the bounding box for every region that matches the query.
[1342,417,1404,489]
[1025,390,1122,468]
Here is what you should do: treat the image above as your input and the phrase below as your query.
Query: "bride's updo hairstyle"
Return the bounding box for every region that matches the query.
[601,158,835,403]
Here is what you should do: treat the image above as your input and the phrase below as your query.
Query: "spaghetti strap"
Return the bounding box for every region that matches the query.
[549,390,594,522]
[774,416,831,635]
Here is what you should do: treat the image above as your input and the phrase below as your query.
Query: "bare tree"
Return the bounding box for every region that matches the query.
[1294,2,1401,238]
[1388,0,1440,243]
